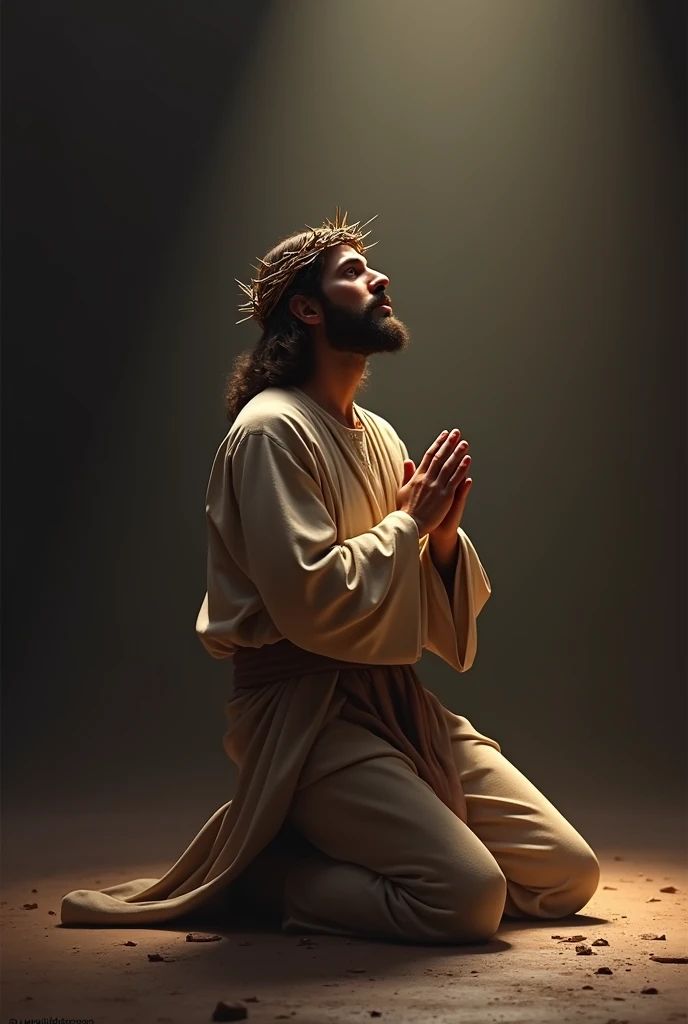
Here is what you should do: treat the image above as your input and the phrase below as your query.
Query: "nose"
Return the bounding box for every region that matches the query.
[370,269,390,297]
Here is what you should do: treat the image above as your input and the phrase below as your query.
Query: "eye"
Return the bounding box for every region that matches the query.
[345,266,360,276]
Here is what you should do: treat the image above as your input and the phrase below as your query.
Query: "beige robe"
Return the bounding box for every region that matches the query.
[60,385,494,926]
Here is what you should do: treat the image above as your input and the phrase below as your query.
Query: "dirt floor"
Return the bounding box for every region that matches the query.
[2,806,687,1024]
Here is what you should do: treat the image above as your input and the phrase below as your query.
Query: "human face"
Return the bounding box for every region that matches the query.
[314,244,411,356]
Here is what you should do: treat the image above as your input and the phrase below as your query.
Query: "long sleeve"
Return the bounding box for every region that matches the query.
[214,429,429,664]
[419,529,491,672]
[398,436,492,673]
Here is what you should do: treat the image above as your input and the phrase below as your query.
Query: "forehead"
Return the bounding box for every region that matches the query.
[323,243,365,276]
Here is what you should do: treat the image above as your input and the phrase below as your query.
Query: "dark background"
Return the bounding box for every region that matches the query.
[2,1,685,852]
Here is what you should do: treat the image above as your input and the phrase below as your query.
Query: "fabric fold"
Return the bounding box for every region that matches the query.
[60,386,492,927]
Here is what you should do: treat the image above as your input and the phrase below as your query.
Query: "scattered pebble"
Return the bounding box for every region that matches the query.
[639,933,666,940]
[591,938,609,946]
[212,1001,248,1022]
[640,986,658,994]
[186,932,222,942]
[595,967,613,975]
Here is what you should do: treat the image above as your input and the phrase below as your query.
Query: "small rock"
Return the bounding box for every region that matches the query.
[347,968,367,973]
[640,986,658,994]
[576,944,593,955]
[124,941,137,947]
[212,1001,248,1022]
[559,934,587,942]
[595,967,613,975]
[581,985,593,989]
[22,904,38,910]
[242,997,259,1002]
[639,933,666,940]
[186,932,222,943]
[48,911,56,915]
[31,888,38,893]
[148,953,166,962]
[370,1013,382,1018]
[602,885,617,890]
[591,938,609,946]
[659,886,678,893]
[646,898,661,902]
[649,955,688,964]
[612,855,624,860]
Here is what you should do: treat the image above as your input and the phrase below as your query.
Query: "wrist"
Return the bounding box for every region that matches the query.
[429,530,459,567]
[429,528,458,551]
[405,512,427,538]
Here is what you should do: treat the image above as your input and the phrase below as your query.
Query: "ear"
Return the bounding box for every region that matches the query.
[289,293,322,325]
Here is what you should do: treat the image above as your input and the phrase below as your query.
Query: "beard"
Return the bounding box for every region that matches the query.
[316,289,411,356]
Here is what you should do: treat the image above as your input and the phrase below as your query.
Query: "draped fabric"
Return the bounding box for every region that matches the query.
[60,386,491,927]
[233,637,467,821]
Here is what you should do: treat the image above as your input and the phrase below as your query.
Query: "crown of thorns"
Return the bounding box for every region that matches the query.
[235,206,379,329]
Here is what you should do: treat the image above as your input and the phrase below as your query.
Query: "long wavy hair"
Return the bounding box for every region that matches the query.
[223,232,370,423]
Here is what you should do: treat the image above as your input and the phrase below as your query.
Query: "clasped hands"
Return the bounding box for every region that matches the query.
[395,428,473,546]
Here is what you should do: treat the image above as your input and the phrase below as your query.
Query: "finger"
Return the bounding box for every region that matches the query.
[417,430,449,473]
[441,449,471,486]
[425,430,464,480]
[451,478,472,509]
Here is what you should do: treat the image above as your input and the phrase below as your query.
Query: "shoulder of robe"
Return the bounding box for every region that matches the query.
[226,387,318,468]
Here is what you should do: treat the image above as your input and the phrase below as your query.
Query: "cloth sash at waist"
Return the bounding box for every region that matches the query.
[232,637,382,688]
[231,637,468,823]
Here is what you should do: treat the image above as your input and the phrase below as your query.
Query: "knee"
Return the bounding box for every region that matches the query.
[431,861,507,944]
[566,845,601,910]
[542,840,600,918]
